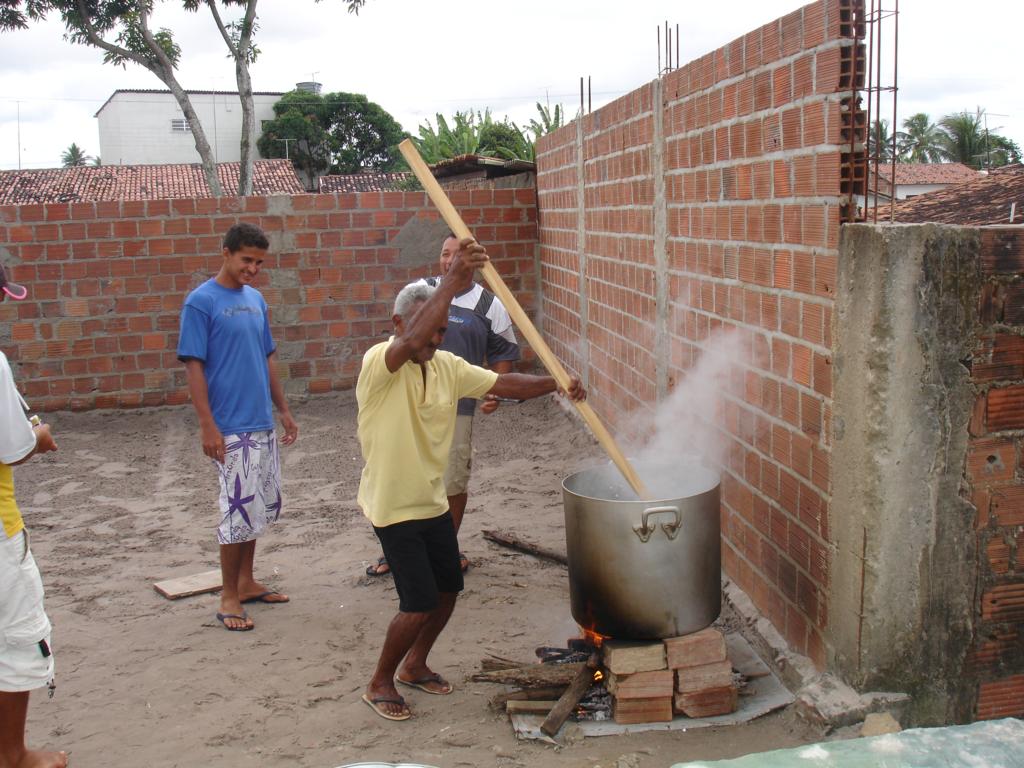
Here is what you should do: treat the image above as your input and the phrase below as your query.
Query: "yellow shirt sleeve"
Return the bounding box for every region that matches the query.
[452,355,499,400]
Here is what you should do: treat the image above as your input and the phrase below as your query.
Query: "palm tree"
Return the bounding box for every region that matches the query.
[938,109,988,169]
[937,108,1020,169]
[868,119,899,163]
[61,143,90,167]
[898,113,943,163]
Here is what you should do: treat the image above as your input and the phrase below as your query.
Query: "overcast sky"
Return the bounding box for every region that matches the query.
[0,0,1020,170]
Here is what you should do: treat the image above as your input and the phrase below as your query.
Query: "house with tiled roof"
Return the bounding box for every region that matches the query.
[0,160,303,205]
[891,164,1024,226]
[95,89,285,166]
[319,172,412,193]
[866,162,981,202]
[318,155,537,194]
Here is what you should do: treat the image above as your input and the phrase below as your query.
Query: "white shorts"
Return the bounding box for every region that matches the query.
[0,530,55,692]
[215,430,282,545]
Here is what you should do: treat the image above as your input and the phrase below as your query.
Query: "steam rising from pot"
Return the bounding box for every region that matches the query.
[618,328,749,500]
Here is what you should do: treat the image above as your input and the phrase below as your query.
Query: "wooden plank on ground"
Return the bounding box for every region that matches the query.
[153,569,222,600]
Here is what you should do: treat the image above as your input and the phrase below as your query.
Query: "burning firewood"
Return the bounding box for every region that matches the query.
[540,653,601,737]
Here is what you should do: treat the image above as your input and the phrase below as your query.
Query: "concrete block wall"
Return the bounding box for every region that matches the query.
[535,0,864,668]
[966,227,1024,720]
[0,190,538,410]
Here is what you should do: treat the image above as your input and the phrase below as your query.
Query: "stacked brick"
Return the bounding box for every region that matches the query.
[965,227,1024,720]
[603,628,738,724]
[0,189,538,411]
[535,0,865,670]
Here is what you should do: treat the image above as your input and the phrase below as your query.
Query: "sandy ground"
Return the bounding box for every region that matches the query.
[15,392,826,767]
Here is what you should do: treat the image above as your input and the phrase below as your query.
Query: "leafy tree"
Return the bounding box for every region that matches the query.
[412,105,563,165]
[0,0,368,195]
[413,110,489,163]
[257,90,406,188]
[898,113,943,163]
[61,142,90,167]
[320,92,406,173]
[938,108,1020,169]
[478,121,531,162]
[257,91,331,189]
[527,102,563,139]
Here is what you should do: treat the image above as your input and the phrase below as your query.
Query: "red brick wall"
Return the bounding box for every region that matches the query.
[535,0,864,668]
[0,190,538,410]
[966,227,1024,720]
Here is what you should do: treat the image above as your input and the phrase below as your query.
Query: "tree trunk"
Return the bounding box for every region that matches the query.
[230,0,260,196]
[165,77,223,197]
[71,0,222,196]
[235,58,255,196]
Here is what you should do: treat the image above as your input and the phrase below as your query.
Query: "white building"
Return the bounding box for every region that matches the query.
[95,89,284,166]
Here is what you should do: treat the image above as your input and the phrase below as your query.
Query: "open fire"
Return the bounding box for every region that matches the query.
[477,624,741,737]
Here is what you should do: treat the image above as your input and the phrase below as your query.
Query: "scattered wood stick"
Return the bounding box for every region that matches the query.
[506,699,559,715]
[482,529,568,566]
[472,661,584,687]
[479,655,528,671]
[540,653,600,737]
[489,685,569,711]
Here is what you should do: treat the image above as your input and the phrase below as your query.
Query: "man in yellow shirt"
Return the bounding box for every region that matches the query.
[0,264,66,768]
[357,238,585,721]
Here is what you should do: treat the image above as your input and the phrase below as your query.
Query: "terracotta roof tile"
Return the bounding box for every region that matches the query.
[0,160,303,204]
[876,162,981,185]
[318,173,412,193]
[891,164,1024,226]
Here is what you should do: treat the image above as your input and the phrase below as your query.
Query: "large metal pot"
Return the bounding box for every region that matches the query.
[562,461,721,640]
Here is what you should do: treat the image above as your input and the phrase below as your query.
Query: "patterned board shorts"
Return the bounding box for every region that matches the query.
[214,430,282,545]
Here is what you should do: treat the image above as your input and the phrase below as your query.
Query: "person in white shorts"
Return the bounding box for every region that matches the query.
[0,263,66,768]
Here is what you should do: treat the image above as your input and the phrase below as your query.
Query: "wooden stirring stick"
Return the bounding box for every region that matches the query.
[398,139,648,498]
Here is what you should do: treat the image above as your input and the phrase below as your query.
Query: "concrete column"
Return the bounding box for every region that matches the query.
[652,78,669,402]
[830,224,982,724]
[575,116,591,387]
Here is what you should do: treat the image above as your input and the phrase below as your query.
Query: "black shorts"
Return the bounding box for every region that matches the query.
[373,511,463,613]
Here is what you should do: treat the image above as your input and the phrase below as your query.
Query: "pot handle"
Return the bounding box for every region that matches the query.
[632,505,682,542]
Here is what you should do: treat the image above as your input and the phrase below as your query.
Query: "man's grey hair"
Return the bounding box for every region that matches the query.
[393,281,436,319]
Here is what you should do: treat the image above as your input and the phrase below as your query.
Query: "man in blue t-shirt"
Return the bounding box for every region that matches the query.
[177,223,299,632]
[366,233,520,577]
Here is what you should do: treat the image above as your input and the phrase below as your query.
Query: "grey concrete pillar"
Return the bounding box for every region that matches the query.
[830,224,982,724]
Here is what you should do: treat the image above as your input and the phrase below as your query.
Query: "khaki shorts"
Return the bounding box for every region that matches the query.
[0,530,55,692]
[443,414,474,496]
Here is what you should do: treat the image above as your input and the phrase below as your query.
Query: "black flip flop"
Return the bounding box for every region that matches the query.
[216,612,253,631]
[365,556,390,577]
